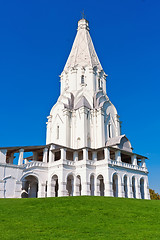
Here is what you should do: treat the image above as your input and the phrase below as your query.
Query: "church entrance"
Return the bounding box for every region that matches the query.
[22,175,38,198]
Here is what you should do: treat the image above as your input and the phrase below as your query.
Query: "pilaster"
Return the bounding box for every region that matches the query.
[43,148,48,163]
[0,149,7,163]
[115,150,121,162]
[0,180,5,198]
[14,180,22,198]
[38,183,46,198]
[18,149,24,165]
[131,155,137,165]
[73,151,78,161]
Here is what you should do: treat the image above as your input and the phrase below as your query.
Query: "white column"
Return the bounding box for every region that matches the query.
[38,183,46,198]
[143,178,150,200]
[59,181,68,197]
[81,181,90,196]
[49,151,55,163]
[118,176,122,197]
[115,150,121,162]
[0,149,7,163]
[0,180,5,198]
[14,181,22,198]
[83,148,88,161]
[127,178,132,198]
[63,109,70,147]
[104,148,110,160]
[104,148,111,196]
[47,181,56,197]
[141,158,146,168]
[18,149,24,165]
[79,107,88,147]
[97,108,105,148]
[95,178,100,196]
[135,179,141,199]
[47,182,52,197]
[61,148,66,160]
[73,151,78,161]
[92,151,97,161]
[24,159,28,164]
[73,177,78,196]
[49,144,55,163]
[43,148,48,163]
[145,178,150,200]
[131,155,137,165]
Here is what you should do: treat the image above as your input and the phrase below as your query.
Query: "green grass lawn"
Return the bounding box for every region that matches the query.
[0,196,160,240]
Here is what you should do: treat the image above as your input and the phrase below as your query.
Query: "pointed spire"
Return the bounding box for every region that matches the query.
[63,18,102,72]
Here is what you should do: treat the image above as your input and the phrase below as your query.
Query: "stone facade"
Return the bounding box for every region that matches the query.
[0,18,150,199]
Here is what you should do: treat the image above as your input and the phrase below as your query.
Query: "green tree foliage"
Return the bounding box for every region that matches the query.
[149,188,160,200]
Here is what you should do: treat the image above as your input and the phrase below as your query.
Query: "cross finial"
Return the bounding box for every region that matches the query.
[81,10,85,19]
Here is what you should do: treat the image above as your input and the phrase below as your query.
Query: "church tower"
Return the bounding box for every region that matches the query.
[46,18,121,149]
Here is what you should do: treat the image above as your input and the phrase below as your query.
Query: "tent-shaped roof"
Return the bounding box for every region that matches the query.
[64,18,102,72]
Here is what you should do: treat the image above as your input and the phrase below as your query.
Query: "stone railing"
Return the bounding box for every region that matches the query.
[22,157,147,172]
[24,161,47,169]
[108,159,148,172]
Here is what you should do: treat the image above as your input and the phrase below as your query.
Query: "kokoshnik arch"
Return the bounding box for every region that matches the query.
[0,18,150,199]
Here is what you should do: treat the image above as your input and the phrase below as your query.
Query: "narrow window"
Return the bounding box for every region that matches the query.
[57,126,59,139]
[98,78,101,89]
[108,123,111,138]
[98,78,103,90]
[81,75,84,84]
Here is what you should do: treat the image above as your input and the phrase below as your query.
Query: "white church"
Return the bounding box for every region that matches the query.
[0,18,150,199]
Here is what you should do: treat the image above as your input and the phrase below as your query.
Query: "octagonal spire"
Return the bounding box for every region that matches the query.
[63,18,102,72]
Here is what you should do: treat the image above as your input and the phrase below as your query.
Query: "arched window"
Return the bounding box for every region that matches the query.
[113,174,118,197]
[140,178,144,199]
[81,75,84,84]
[57,126,59,139]
[132,177,136,198]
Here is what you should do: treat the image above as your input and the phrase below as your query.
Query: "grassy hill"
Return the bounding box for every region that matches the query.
[0,196,160,240]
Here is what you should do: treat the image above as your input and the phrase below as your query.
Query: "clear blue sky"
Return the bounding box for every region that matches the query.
[0,0,160,193]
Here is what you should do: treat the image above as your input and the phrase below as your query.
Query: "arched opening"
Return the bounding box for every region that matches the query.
[66,175,74,196]
[132,176,136,198]
[124,175,128,198]
[140,178,145,199]
[51,175,58,197]
[90,175,94,196]
[97,175,104,196]
[22,175,38,198]
[113,173,118,197]
[76,175,81,196]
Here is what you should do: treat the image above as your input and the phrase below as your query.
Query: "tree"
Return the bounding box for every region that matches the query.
[149,189,160,200]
